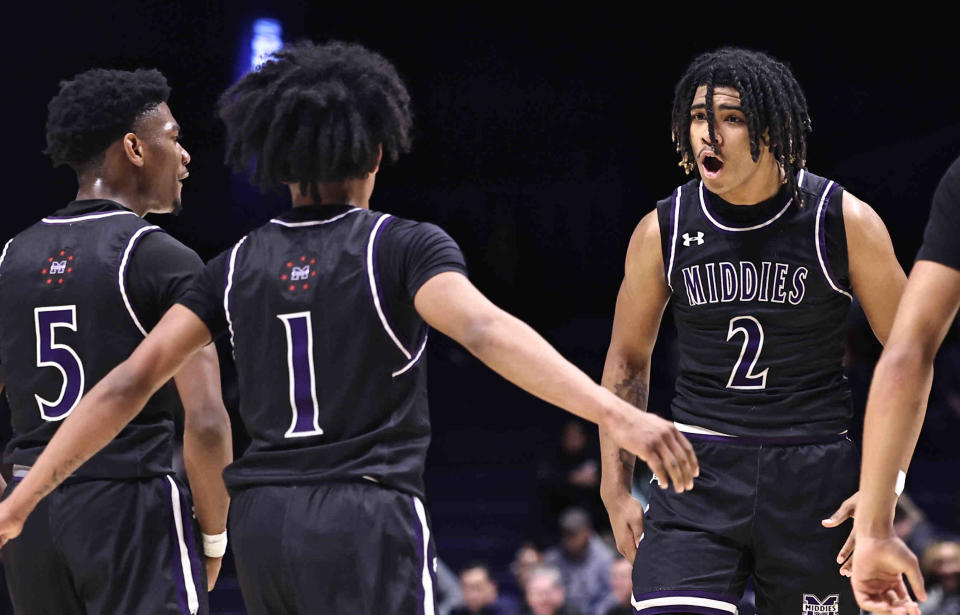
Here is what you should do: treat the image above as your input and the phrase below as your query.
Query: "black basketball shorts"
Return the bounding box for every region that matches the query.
[2,473,208,615]
[631,433,860,615]
[227,480,438,615]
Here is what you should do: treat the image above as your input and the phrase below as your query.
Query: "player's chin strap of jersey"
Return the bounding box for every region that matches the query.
[202,531,228,558]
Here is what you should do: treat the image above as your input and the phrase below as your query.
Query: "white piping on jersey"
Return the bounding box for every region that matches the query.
[798,168,806,190]
[674,421,737,437]
[698,181,793,232]
[814,180,853,300]
[166,476,200,615]
[412,496,437,615]
[41,211,139,224]
[0,238,12,274]
[224,236,249,353]
[632,594,738,614]
[268,208,361,227]
[665,186,682,290]
[393,331,429,378]
[367,214,413,360]
[119,226,162,336]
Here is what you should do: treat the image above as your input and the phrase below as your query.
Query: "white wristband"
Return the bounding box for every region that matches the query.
[894,470,906,497]
[202,531,228,558]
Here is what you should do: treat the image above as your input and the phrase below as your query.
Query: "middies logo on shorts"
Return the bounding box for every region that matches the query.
[802,594,839,614]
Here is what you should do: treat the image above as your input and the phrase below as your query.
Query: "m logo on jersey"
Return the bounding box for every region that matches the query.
[802,594,839,614]
[682,232,705,246]
[291,265,310,281]
[280,254,318,292]
[41,250,75,287]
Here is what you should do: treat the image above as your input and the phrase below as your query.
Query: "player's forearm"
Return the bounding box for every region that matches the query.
[462,308,624,430]
[856,345,933,536]
[4,362,157,516]
[183,407,232,535]
[599,354,650,501]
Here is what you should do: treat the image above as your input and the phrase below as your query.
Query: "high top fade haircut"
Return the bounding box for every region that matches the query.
[671,47,812,205]
[45,68,171,173]
[218,40,413,200]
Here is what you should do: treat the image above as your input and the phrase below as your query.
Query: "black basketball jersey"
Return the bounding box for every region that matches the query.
[181,205,465,499]
[655,170,853,438]
[0,205,180,478]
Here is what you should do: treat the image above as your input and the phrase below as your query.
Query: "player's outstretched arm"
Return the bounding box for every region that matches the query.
[599,210,684,562]
[852,261,960,612]
[0,305,211,544]
[174,344,233,590]
[414,270,697,497]
[822,193,910,569]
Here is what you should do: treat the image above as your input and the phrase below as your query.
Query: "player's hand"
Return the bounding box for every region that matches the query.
[603,491,646,563]
[821,491,858,576]
[606,407,698,493]
[205,556,223,591]
[851,534,926,615]
[0,501,26,549]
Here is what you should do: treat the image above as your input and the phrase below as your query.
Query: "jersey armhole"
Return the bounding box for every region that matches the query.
[0,238,13,276]
[658,186,682,291]
[119,226,164,336]
[813,181,853,300]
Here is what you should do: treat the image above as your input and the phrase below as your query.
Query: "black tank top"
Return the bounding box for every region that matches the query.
[0,207,178,477]
[655,170,853,438]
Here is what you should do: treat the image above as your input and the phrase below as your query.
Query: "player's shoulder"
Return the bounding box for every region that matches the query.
[796,168,844,204]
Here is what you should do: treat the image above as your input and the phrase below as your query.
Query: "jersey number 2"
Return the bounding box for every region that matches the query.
[34,305,86,421]
[725,315,768,390]
[278,312,324,438]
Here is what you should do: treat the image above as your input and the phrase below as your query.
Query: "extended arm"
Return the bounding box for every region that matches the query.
[174,343,232,589]
[414,269,697,495]
[0,305,211,542]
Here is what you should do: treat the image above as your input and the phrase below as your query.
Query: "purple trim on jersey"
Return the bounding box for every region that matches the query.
[119,226,163,336]
[40,211,139,224]
[699,182,793,232]
[634,590,739,603]
[410,497,427,610]
[682,431,847,446]
[816,182,847,293]
[372,215,398,336]
[167,483,191,615]
[664,186,679,289]
[635,606,733,615]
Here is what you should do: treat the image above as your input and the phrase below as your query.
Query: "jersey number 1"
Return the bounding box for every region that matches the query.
[725,315,768,390]
[34,305,86,421]
[278,312,324,438]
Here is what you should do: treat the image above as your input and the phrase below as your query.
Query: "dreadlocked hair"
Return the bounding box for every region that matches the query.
[45,68,170,173]
[218,40,413,199]
[670,47,812,206]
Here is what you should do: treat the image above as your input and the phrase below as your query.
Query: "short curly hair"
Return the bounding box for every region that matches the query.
[671,47,812,205]
[218,40,413,197]
[45,68,171,172]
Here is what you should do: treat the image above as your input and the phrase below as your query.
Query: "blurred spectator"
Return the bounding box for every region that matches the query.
[920,540,960,615]
[543,508,614,615]
[522,565,583,615]
[594,558,632,615]
[536,420,607,539]
[896,493,939,558]
[451,562,520,615]
[511,542,545,592]
[438,558,466,615]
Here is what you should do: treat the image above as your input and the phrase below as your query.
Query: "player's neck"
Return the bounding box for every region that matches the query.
[714,160,783,206]
[288,178,372,209]
[75,177,150,217]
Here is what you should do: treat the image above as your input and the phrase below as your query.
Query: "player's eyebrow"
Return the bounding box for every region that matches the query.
[164,121,181,133]
[689,103,743,111]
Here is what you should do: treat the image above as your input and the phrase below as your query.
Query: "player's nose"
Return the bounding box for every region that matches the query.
[181,145,191,166]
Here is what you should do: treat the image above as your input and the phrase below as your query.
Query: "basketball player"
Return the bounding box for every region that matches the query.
[0,42,697,614]
[0,68,231,614]
[850,156,960,613]
[598,47,908,614]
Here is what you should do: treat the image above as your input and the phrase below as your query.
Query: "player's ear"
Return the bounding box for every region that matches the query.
[370,144,383,175]
[122,132,145,168]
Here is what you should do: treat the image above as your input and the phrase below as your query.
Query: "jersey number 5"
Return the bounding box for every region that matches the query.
[725,315,768,390]
[278,312,324,438]
[34,305,86,421]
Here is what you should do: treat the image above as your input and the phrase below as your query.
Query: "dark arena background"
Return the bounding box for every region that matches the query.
[2,4,959,614]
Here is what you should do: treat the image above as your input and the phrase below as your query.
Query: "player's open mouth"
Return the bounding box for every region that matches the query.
[701,153,724,178]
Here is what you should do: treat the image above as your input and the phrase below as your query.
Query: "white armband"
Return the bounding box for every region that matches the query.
[202,531,228,558]
[895,470,907,497]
